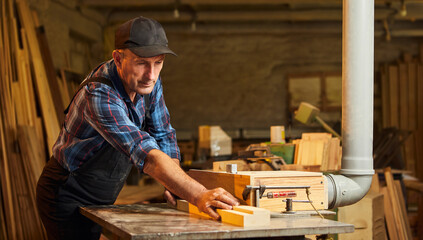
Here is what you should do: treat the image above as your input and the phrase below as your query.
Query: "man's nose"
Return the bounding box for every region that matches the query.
[144,65,156,80]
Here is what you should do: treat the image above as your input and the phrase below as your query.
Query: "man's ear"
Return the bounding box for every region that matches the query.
[112,50,123,68]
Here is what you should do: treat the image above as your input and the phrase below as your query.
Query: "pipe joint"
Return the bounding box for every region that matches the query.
[325,174,373,209]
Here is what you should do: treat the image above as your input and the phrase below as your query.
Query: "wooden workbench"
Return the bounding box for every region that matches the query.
[80,203,354,239]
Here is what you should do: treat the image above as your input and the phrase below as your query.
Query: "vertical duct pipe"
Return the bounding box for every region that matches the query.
[325,0,375,209]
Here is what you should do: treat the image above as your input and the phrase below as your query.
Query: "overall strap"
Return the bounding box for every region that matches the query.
[64,77,113,115]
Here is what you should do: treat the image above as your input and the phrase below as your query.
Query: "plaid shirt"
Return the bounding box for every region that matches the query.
[52,59,180,172]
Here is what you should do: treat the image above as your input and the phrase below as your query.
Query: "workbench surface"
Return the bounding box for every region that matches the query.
[80,203,353,239]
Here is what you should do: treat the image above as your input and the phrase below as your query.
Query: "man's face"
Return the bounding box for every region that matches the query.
[114,49,164,100]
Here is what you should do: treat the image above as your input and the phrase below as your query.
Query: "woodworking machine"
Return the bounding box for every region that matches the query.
[188,169,328,216]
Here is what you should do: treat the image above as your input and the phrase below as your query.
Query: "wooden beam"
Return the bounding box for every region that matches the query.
[381,187,399,240]
[108,9,423,23]
[384,167,412,239]
[81,0,423,7]
[388,65,400,128]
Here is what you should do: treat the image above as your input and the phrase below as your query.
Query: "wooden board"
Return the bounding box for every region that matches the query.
[176,199,270,227]
[398,63,408,131]
[381,187,399,240]
[35,25,64,125]
[380,64,390,128]
[417,65,423,181]
[408,63,417,131]
[187,170,327,211]
[216,208,270,227]
[388,65,399,128]
[394,180,413,240]
[16,0,60,155]
[384,167,413,240]
[213,160,274,171]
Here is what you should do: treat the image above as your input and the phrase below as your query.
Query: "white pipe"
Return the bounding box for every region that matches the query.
[326,0,375,209]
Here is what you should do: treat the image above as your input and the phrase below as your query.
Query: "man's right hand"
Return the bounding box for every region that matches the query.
[143,149,239,220]
[195,187,240,220]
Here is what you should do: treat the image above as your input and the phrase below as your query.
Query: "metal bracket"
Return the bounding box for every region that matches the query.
[242,185,311,207]
[282,198,312,214]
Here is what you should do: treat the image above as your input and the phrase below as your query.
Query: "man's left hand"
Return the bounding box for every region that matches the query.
[164,188,177,206]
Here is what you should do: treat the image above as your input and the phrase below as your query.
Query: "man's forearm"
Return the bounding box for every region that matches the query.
[143,149,206,205]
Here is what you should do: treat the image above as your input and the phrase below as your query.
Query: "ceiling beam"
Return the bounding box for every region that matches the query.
[81,0,423,7]
[155,21,423,38]
[108,7,423,24]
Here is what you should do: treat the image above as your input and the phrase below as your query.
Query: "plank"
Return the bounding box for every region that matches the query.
[176,199,212,219]
[381,187,399,240]
[398,63,415,175]
[301,132,332,140]
[0,0,18,237]
[405,63,418,177]
[16,0,60,155]
[394,180,413,240]
[398,63,408,131]
[417,64,423,181]
[383,167,408,240]
[176,199,271,227]
[0,108,17,240]
[212,160,273,171]
[216,208,270,227]
[328,137,341,171]
[388,65,400,128]
[418,64,423,131]
[35,24,65,124]
[20,28,38,127]
[0,185,6,240]
[380,64,390,128]
[408,63,417,130]
[417,130,423,182]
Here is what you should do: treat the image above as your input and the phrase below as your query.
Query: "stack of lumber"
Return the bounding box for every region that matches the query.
[292,133,341,171]
[379,45,423,181]
[0,0,63,238]
[380,167,413,240]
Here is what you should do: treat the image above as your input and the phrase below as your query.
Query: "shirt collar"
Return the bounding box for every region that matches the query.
[110,60,134,103]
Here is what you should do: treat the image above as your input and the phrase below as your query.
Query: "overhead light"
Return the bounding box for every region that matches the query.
[174,0,180,19]
[174,8,180,18]
[399,0,407,17]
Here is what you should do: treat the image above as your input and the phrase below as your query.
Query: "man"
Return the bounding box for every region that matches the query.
[36,16,239,240]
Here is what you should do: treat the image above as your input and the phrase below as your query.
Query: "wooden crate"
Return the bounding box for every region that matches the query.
[188,170,328,212]
[338,192,385,240]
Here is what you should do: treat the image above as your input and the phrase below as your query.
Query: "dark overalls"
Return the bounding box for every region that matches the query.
[36,77,145,240]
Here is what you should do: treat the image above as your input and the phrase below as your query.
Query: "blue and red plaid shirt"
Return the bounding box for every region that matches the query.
[52,59,180,172]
